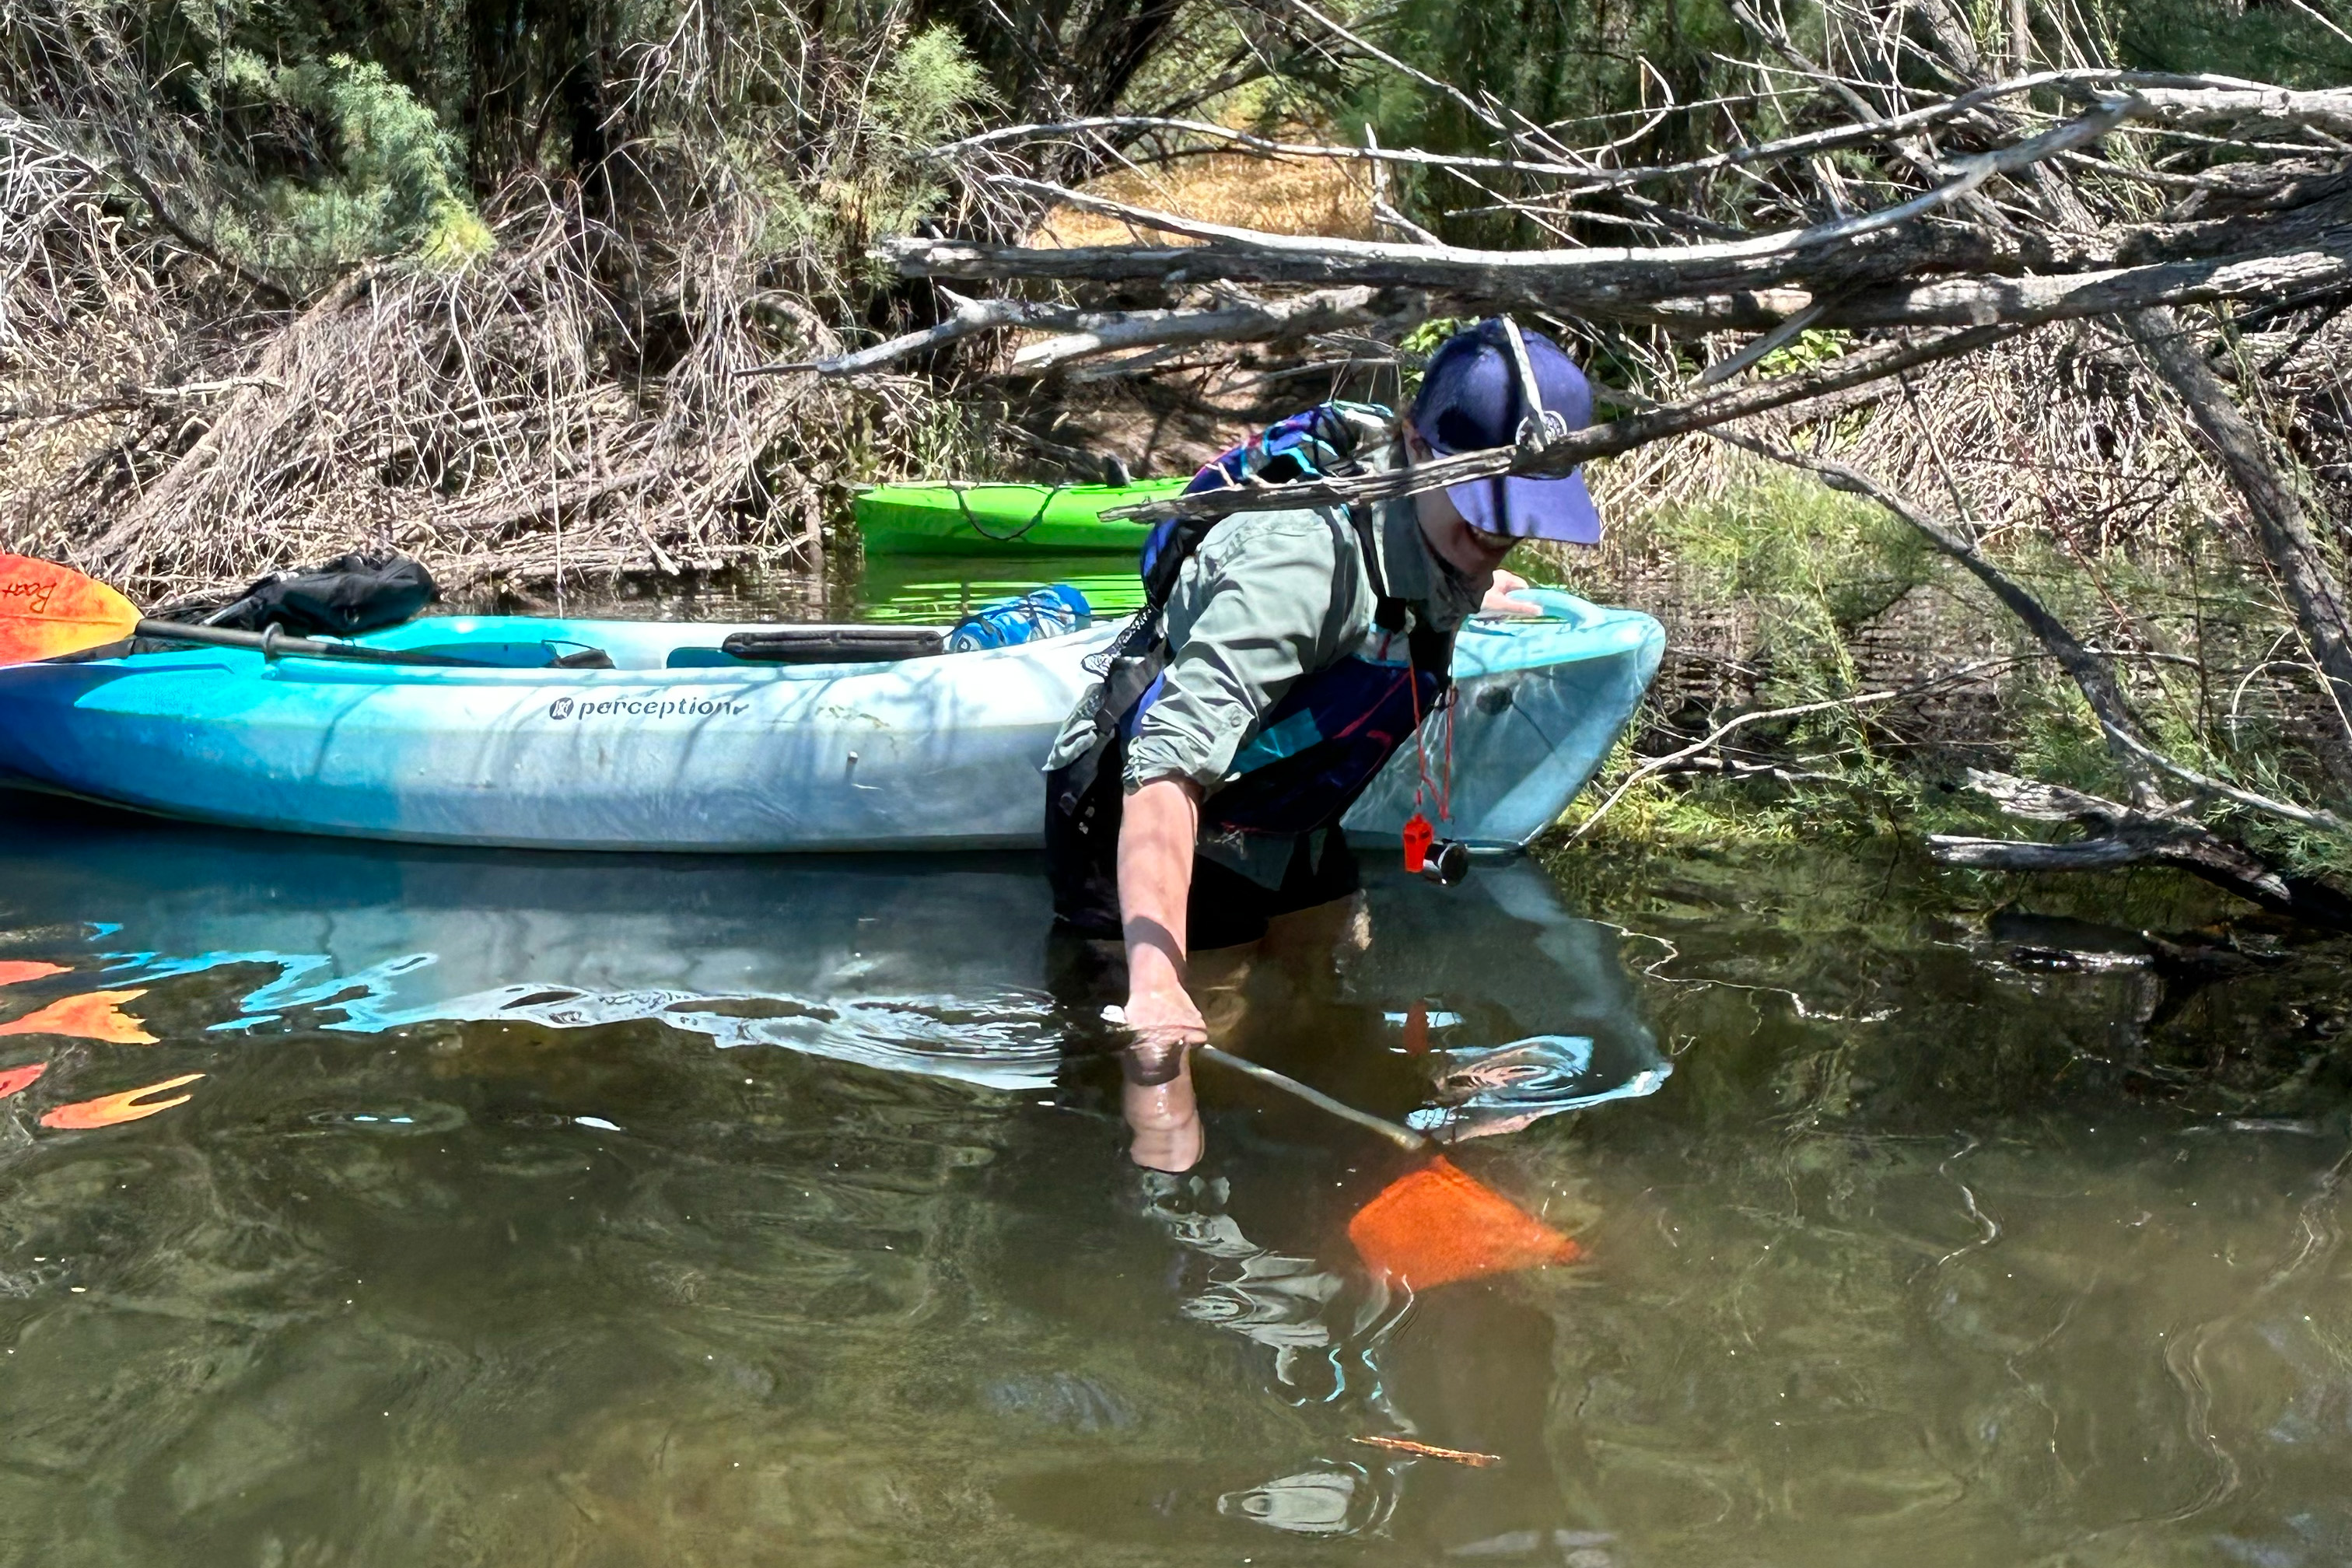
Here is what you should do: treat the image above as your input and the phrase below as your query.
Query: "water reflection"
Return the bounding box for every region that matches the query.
[0,798,1664,1562]
[0,804,1657,1104]
[39,1072,205,1129]
[13,815,1079,1087]
[9,796,2351,1564]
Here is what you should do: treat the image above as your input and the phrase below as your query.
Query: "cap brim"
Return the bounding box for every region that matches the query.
[1444,467,1601,544]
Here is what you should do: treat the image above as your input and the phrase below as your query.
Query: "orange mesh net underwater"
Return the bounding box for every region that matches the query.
[1346,1157,1582,1291]
[0,555,139,665]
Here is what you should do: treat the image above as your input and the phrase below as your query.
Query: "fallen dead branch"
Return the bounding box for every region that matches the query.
[1099,324,2028,523]
[786,285,1405,377]
[1010,286,1396,372]
[1931,771,2352,931]
[2,188,938,602]
[2122,308,2352,780]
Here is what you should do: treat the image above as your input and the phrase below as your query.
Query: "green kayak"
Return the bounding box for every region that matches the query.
[854,478,1188,555]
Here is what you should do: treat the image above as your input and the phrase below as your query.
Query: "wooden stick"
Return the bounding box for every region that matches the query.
[1098,322,2025,523]
[1350,1435,1504,1467]
[1195,1045,1430,1153]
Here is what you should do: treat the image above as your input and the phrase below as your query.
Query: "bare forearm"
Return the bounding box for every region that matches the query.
[1118,776,1202,1027]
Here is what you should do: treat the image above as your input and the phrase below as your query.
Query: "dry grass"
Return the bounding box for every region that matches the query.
[1038,150,1377,247]
[0,140,965,607]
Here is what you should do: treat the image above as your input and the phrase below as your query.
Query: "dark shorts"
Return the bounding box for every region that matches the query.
[1185,832,1361,952]
[1045,753,1360,953]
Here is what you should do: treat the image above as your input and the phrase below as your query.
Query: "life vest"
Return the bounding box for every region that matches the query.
[1129,509,1450,844]
[1050,401,1454,851]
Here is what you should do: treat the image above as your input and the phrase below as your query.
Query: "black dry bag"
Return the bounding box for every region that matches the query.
[205,553,439,637]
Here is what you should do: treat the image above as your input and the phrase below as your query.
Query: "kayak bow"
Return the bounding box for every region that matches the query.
[855,479,1187,556]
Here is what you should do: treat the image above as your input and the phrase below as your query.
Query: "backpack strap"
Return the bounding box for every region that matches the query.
[1349,501,1454,690]
[1053,411,1397,813]
[1346,502,1409,635]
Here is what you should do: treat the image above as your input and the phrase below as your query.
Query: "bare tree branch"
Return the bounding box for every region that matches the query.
[769,286,1404,377]
[1009,285,1393,370]
[2121,306,2352,783]
[1707,425,2159,795]
[1932,770,2352,929]
[2100,719,2352,835]
[1099,321,2028,522]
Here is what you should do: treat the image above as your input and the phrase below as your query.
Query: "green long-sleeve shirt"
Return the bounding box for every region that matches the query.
[1044,474,1485,887]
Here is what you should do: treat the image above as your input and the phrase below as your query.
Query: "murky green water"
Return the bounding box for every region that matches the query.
[5,559,2352,1565]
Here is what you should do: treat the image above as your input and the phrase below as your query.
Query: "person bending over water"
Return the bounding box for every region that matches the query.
[1042,317,1608,1058]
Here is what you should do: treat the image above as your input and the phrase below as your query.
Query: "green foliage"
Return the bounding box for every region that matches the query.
[1755,328,1851,377]
[255,56,492,271]
[1650,471,1937,695]
[843,25,997,253]
[1342,0,2350,243]
[722,23,996,289]
[118,22,492,275]
[1395,314,1472,403]
[2106,0,2352,87]
[1397,316,1472,359]
[1343,0,1748,242]
[873,24,998,151]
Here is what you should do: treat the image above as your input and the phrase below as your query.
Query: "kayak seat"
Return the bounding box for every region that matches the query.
[667,628,947,667]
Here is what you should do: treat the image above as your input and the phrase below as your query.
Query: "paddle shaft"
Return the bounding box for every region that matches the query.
[133,619,478,667]
[1195,1044,1432,1154]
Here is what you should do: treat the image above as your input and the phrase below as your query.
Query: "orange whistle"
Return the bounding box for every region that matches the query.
[1402,811,1434,874]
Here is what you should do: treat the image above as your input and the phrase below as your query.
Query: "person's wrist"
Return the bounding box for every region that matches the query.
[1126,935,1185,988]
[1127,967,1189,1012]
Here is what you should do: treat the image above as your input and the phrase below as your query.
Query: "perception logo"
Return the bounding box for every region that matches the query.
[546,695,747,720]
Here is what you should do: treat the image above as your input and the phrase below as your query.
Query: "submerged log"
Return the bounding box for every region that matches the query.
[1931,771,2352,931]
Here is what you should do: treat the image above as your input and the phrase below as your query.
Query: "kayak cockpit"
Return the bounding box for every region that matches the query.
[352,616,968,673]
[390,639,618,670]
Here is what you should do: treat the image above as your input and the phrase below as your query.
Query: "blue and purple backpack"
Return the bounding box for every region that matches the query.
[1136,401,1395,592]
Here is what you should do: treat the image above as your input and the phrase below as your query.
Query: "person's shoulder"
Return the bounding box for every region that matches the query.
[1195,502,1352,567]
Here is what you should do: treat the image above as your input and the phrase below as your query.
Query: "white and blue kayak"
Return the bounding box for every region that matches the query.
[0,589,1662,852]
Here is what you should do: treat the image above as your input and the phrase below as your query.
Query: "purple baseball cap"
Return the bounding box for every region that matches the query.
[1409,318,1603,544]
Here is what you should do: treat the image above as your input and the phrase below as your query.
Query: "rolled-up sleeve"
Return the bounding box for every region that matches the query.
[1124,517,1343,793]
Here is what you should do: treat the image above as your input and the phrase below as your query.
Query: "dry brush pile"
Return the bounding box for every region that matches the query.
[0,0,1431,607]
[0,4,999,607]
